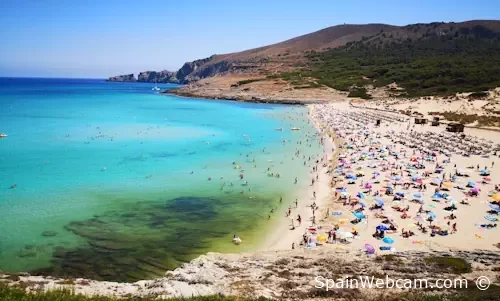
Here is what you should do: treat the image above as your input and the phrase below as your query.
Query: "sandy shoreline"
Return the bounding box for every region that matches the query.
[2,100,500,299]
[261,105,337,251]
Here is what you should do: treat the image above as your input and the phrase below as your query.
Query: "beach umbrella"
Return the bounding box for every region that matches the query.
[488,204,500,211]
[483,177,491,182]
[382,237,394,244]
[376,225,389,231]
[353,212,365,219]
[357,192,366,199]
[413,193,422,199]
[359,202,367,208]
[433,178,442,185]
[395,192,405,198]
[364,244,375,254]
[492,194,500,202]
[480,170,490,176]
[364,183,372,189]
[427,212,436,219]
[317,235,328,243]
[443,182,453,189]
[467,180,476,187]
[375,198,384,207]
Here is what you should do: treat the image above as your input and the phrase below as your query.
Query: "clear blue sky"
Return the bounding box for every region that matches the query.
[1,0,499,78]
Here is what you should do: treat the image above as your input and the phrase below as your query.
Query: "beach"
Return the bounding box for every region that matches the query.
[262,105,337,251]
[3,100,500,299]
[300,101,500,253]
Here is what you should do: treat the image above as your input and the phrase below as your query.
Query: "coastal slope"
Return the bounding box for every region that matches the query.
[2,248,499,299]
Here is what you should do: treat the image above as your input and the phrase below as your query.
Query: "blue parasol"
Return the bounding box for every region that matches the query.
[489,204,500,211]
[353,212,365,219]
[382,237,394,244]
[376,225,389,231]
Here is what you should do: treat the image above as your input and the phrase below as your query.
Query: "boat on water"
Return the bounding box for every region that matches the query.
[291,127,300,131]
[152,81,160,91]
[0,133,7,138]
[276,127,283,131]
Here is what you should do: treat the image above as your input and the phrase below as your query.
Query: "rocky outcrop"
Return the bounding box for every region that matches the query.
[137,70,179,83]
[175,55,230,83]
[2,249,500,299]
[106,74,136,82]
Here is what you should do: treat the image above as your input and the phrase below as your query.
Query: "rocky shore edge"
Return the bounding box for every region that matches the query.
[1,248,499,300]
[162,89,325,105]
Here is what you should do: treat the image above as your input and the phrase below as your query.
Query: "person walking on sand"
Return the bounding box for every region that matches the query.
[313,191,316,199]
[295,199,298,208]
[297,214,302,226]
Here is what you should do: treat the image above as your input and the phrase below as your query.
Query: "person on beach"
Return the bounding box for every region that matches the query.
[297,214,302,226]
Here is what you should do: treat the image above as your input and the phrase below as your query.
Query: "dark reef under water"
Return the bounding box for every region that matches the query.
[32,195,270,282]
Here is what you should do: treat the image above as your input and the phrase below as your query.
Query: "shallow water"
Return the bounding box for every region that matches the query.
[0,78,322,281]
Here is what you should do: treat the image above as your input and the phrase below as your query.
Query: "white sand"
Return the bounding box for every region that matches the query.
[265,101,500,254]
[262,105,336,251]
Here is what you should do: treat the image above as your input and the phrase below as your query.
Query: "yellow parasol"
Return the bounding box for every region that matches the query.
[317,235,328,243]
[491,194,500,202]
[442,182,453,189]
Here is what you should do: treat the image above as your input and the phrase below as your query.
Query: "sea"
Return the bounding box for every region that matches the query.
[0,77,322,282]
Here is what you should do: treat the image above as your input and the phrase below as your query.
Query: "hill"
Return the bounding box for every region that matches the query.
[109,20,500,99]
[293,20,500,96]
[107,23,397,83]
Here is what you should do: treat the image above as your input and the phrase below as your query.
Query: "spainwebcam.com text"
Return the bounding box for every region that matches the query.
[315,275,491,290]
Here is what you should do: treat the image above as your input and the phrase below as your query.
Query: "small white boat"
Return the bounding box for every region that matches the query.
[152,81,160,91]
[276,128,283,131]
[291,127,300,131]
[0,133,7,138]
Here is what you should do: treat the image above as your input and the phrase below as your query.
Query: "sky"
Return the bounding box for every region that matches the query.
[1,0,499,78]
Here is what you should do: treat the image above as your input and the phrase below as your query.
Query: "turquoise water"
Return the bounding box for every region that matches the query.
[0,78,321,281]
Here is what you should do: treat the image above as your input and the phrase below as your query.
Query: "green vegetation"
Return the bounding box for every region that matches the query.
[1,283,500,301]
[347,87,372,99]
[468,91,488,98]
[424,256,472,274]
[439,112,500,126]
[279,24,500,96]
[0,285,268,301]
[236,78,266,85]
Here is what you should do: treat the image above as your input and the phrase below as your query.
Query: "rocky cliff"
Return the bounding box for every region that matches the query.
[106,74,136,82]
[2,248,500,299]
[137,70,179,83]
